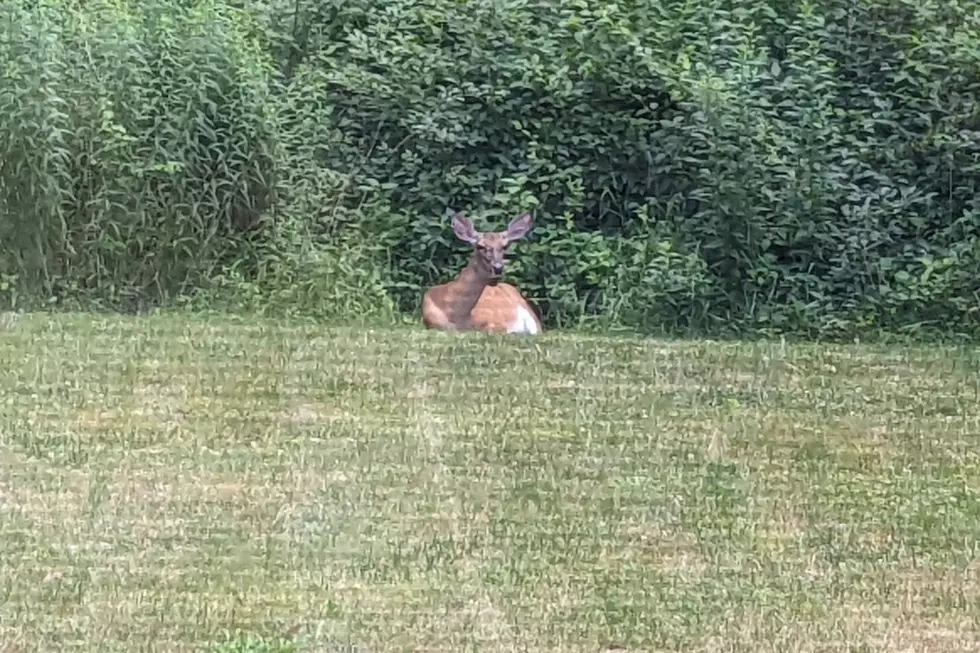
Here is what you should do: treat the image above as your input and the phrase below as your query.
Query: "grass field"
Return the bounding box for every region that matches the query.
[0,311,978,652]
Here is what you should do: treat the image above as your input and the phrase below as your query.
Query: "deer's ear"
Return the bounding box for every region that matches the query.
[505,213,533,242]
[451,213,479,244]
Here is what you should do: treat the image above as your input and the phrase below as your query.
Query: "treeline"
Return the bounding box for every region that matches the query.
[1,0,978,339]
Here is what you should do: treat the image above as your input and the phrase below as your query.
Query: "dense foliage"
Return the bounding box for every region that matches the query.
[2,0,978,338]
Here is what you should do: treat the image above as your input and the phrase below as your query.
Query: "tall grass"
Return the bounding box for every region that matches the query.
[0,0,394,321]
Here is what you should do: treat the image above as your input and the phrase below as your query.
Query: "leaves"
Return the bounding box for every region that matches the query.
[1,0,978,339]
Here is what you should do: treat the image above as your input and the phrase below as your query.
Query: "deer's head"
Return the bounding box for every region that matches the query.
[451,213,534,283]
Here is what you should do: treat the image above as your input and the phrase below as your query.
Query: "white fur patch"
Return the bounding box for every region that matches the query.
[507,305,540,335]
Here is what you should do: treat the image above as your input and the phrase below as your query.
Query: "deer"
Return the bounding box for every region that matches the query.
[421,212,543,335]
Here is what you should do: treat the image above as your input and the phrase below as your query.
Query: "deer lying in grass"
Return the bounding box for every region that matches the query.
[421,212,542,335]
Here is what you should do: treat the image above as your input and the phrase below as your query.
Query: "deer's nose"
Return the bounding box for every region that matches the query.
[491,264,504,275]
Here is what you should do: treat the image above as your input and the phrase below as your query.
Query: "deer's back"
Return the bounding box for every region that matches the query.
[470,283,542,334]
[422,282,542,334]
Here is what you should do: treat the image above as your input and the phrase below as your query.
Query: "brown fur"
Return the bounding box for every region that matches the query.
[421,213,542,334]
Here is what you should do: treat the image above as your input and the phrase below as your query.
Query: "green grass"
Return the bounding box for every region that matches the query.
[1,311,979,652]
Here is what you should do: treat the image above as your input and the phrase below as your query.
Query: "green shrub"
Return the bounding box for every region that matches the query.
[269,0,980,338]
[2,0,978,340]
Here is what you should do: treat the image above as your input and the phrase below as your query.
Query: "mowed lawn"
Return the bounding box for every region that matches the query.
[0,312,978,653]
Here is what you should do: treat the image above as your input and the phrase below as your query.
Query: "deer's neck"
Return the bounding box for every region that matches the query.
[448,255,493,325]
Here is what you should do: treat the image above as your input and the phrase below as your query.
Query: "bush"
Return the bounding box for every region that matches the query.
[2,0,978,340]
[270,0,980,338]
